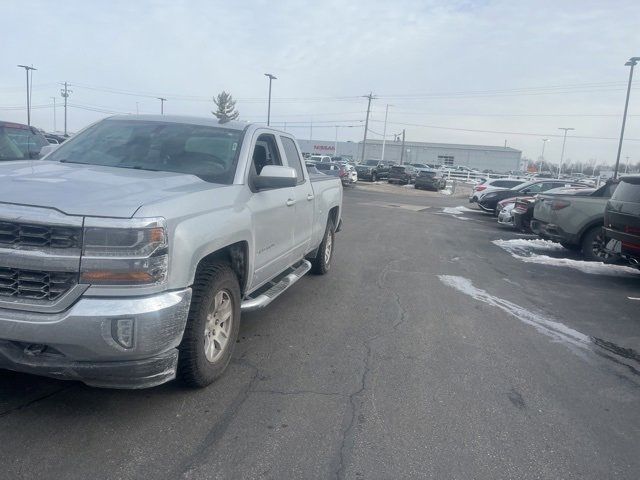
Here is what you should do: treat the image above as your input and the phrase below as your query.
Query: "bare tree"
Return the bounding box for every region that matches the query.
[212,91,239,123]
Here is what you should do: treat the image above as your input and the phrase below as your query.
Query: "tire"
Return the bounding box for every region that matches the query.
[581,226,606,261]
[371,172,378,182]
[311,220,335,275]
[179,261,241,388]
[560,241,581,251]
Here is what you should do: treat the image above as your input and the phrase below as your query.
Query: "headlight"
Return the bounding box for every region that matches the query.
[80,217,168,286]
[484,193,497,199]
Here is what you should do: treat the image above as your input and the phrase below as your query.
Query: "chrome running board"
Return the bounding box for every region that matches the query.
[241,260,312,312]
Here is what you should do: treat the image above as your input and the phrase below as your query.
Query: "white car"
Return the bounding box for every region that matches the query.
[469,178,526,203]
[309,155,332,163]
[497,202,516,226]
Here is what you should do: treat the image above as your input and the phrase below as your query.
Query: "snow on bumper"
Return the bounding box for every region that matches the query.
[0,288,191,388]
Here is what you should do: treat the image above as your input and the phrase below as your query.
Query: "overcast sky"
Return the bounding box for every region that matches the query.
[2,0,639,166]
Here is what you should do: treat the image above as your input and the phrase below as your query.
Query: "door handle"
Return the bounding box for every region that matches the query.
[307,194,315,201]
[286,199,296,207]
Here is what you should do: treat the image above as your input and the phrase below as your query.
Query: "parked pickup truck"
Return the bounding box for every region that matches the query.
[530,181,618,260]
[0,115,342,389]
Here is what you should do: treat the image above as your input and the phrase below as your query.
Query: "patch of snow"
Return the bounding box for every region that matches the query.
[440,188,452,195]
[492,238,640,277]
[438,275,590,352]
[442,206,474,215]
[403,184,415,189]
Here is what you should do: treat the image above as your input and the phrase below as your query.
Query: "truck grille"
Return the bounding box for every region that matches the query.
[0,267,77,301]
[0,221,81,249]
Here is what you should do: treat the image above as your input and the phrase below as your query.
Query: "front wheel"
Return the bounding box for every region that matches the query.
[179,261,241,388]
[371,172,377,182]
[311,220,335,275]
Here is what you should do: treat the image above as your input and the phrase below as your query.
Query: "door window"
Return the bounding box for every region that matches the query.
[252,133,282,175]
[280,136,305,183]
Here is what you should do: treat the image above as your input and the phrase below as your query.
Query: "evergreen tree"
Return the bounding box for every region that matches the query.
[212,91,239,123]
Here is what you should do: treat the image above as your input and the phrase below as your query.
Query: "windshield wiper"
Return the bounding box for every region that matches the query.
[115,164,161,172]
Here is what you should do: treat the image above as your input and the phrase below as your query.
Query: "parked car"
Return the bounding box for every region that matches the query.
[0,115,343,389]
[315,161,354,187]
[469,178,526,203]
[388,164,418,184]
[355,159,396,181]
[603,175,640,268]
[478,179,589,214]
[0,120,49,161]
[512,187,595,232]
[530,181,618,260]
[414,169,447,191]
[497,201,517,227]
[309,154,332,163]
[44,132,69,144]
[305,162,320,174]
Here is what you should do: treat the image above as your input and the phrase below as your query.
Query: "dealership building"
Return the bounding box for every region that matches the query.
[297,139,522,173]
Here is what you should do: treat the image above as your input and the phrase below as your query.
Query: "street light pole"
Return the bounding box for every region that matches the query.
[264,73,277,126]
[557,127,574,178]
[381,104,392,161]
[335,125,338,156]
[613,57,639,179]
[157,97,166,115]
[361,92,375,162]
[17,65,37,126]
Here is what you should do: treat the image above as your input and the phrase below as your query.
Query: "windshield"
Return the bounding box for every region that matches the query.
[46,119,243,183]
[364,160,378,166]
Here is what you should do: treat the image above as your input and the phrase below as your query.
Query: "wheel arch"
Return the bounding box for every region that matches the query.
[577,217,605,243]
[193,241,249,295]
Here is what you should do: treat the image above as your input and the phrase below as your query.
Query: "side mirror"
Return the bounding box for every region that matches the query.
[254,165,297,190]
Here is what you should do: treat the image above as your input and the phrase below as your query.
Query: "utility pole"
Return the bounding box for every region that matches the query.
[625,156,630,174]
[50,97,57,131]
[60,82,72,136]
[540,138,549,172]
[335,126,339,156]
[136,102,140,114]
[17,65,37,126]
[399,129,406,165]
[614,57,639,179]
[309,121,313,141]
[557,127,574,178]
[264,73,277,126]
[381,104,391,161]
[157,97,166,115]
[361,92,375,162]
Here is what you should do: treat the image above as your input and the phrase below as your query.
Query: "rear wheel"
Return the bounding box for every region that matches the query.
[179,261,241,388]
[371,172,378,182]
[581,226,606,261]
[311,220,335,275]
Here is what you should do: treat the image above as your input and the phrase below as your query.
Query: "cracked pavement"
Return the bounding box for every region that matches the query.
[1,185,639,479]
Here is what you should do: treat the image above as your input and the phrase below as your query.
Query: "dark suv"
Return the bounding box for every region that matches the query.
[603,175,640,268]
[415,169,447,190]
[0,121,49,161]
[355,159,396,181]
[388,164,418,184]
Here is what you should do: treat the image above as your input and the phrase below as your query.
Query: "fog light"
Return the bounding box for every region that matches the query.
[112,318,135,349]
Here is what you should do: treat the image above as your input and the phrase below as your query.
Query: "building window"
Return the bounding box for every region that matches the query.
[438,155,454,166]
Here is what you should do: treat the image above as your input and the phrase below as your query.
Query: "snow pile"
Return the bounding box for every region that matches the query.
[442,206,474,215]
[492,239,640,277]
[403,184,415,189]
[440,188,452,196]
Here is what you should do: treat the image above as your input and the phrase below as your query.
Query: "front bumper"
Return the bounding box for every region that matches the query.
[0,288,192,388]
[530,220,575,244]
[497,210,514,226]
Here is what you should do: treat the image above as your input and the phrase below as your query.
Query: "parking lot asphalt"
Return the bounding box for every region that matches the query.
[1,183,639,480]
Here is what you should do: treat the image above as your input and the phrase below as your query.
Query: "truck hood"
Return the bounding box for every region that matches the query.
[0,160,218,218]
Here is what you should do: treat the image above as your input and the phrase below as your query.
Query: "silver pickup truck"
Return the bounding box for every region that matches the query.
[0,115,342,388]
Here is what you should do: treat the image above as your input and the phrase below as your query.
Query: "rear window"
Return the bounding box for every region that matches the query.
[391,166,406,172]
[612,178,640,203]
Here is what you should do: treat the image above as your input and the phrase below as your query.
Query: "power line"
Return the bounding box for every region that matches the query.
[369,119,640,142]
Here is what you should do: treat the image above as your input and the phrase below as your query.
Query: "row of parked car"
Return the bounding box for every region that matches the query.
[469,175,640,268]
